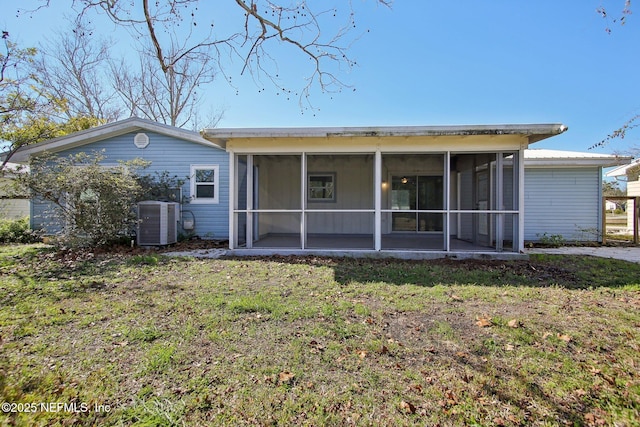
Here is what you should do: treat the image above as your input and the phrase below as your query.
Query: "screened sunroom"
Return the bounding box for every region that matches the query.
[203,124,567,258]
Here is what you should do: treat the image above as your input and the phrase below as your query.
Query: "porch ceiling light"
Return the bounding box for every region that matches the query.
[401,177,408,184]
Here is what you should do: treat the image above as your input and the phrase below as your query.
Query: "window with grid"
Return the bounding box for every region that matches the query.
[190,165,219,203]
[308,173,335,202]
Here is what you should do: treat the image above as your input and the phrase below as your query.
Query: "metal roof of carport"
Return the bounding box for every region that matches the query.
[201,123,568,148]
[524,149,632,167]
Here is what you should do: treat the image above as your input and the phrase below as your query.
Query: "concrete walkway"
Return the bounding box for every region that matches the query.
[163,248,228,259]
[526,246,640,263]
[163,246,640,264]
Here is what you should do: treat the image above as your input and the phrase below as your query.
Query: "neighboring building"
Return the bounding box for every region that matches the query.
[606,159,640,233]
[0,163,30,220]
[9,118,631,257]
[605,201,618,211]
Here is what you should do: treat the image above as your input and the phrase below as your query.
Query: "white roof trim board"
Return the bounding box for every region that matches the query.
[203,123,568,146]
[9,117,222,163]
[524,149,631,168]
[10,120,627,168]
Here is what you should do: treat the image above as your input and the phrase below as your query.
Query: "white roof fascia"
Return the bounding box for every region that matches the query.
[11,117,222,163]
[606,158,640,177]
[203,123,568,145]
[524,149,632,168]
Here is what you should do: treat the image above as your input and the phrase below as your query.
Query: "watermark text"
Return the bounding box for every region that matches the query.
[2,402,111,414]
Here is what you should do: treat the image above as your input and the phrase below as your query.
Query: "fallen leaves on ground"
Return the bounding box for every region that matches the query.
[399,400,416,414]
[507,319,520,328]
[278,371,295,385]
[476,316,493,328]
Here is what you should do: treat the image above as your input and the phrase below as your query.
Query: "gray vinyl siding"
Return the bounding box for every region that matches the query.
[0,199,30,219]
[31,197,65,234]
[524,167,601,242]
[31,131,229,239]
[0,177,30,219]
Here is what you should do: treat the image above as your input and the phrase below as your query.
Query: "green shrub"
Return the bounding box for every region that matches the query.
[537,232,566,248]
[15,151,148,249]
[0,217,39,243]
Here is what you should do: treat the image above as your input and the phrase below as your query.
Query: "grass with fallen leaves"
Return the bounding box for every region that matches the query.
[1,244,639,426]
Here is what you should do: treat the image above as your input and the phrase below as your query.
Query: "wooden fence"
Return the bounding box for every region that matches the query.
[603,196,640,244]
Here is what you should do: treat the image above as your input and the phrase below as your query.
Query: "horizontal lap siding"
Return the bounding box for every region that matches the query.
[35,131,229,239]
[31,198,62,234]
[524,168,600,241]
[0,199,30,219]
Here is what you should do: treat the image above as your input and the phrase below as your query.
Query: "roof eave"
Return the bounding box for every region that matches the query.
[525,157,632,168]
[202,123,568,143]
[11,117,222,163]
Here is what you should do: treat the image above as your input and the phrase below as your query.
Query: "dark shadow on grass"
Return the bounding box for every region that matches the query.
[384,311,612,425]
[232,254,640,289]
[456,345,603,426]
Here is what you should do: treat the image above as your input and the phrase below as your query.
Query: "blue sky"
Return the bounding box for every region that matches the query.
[4,1,640,154]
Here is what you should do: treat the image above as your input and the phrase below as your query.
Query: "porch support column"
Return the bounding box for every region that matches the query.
[246,155,254,249]
[228,151,236,250]
[512,151,520,251]
[301,153,307,250]
[517,146,525,252]
[374,149,382,251]
[444,152,450,252]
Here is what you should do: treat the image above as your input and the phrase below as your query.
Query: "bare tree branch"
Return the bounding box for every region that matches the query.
[16,0,393,121]
[591,114,640,150]
[33,19,120,122]
[597,0,632,33]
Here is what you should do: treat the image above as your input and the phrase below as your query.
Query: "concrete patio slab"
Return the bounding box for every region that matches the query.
[527,246,640,263]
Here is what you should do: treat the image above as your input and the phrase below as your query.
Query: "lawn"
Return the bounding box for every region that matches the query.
[0,244,639,426]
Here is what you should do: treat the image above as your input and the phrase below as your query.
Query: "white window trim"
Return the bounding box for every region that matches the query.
[190,165,219,204]
[307,172,336,203]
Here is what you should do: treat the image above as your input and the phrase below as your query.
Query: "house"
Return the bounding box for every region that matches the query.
[0,163,30,219]
[9,118,228,238]
[605,201,618,211]
[9,118,631,257]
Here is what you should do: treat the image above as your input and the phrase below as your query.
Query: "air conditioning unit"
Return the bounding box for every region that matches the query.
[137,201,179,246]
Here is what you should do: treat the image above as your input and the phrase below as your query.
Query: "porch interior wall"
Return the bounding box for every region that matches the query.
[306,155,374,234]
[254,155,301,237]
[455,155,475,240]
